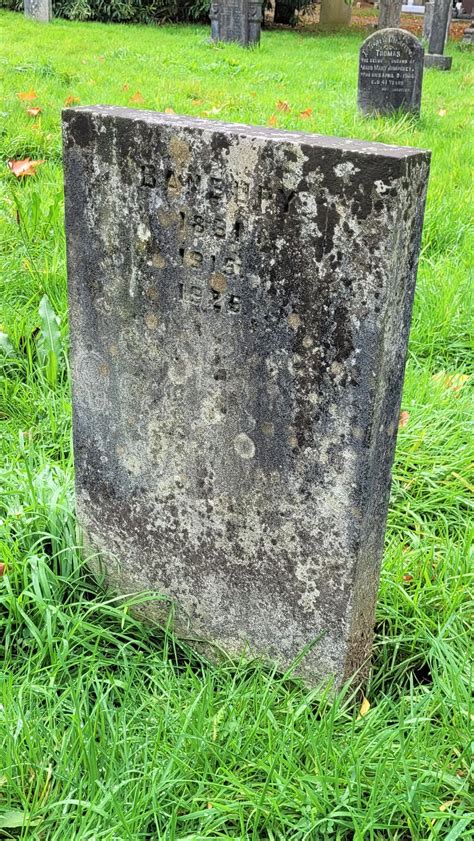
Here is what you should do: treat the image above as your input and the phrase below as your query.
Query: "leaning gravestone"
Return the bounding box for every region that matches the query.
[358,29,424,116]
[210,0,262,46]
[63,106,430,686]
[24,0,52,22]
[424,0,452,69]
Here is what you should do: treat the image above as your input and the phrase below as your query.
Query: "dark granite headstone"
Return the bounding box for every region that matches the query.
[210,0,262,46]
[24,0,52,21]
[424,0,453,69]
[358,29,424,116]
[63,106,430,687]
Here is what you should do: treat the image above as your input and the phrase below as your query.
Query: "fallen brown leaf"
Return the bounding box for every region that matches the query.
[432,371,469,393]
[26,107,42,117]
[276,100,290,112]
[398,410,410,428]
[267,114,278,127]
[64,95,80,106]
[439,800,456,812]
[299,107,313,119]
[192,98,204,106]
[7,158,45,178]
[357,697,371,719]
[165,107,176,115]
[17,90,37,101]
[0,563,5,576]
[130,91,144,104]
[403,574,413,582]
[122,83,130,91]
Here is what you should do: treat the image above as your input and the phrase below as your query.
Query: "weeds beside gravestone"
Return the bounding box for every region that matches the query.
[63,107,430,687]
[358,29,424,116]
[24,0,52,21]
[210,0,262,46]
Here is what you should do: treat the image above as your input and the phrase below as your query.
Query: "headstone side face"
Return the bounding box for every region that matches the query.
[422,0,434,43]
[358,28,424,116]
[63,107,430,686]
[210,0,261,45]
[24,0,52,22]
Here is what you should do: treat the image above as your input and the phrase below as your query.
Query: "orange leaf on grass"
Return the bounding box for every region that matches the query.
[276,100,290,112]
[64,95,80,106]
[130,91,144,104]
[432,371,469,393]
[192,98,204,106]
[122,83,130,91]
[398,410,410,428]
[403,574,413,583]
[357,697,371,719]
[7,158,45,178]
[299,107,313,119]
[267,114,278,127]
[26,107,42,117]
[165,107,176,115]
[0,563,6,576]
[17,90,37,101]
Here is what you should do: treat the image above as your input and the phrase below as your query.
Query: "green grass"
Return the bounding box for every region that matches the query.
[0,10,473,839]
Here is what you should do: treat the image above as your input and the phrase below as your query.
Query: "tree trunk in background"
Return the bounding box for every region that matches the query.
[378,0,403,28]
[273,0,295,25]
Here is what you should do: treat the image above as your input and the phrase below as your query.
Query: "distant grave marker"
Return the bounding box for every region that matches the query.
[210,0,262,46]
[63,106,430,687]
[358,29,424,116]
[24,0,52,22]
[424,0,453,69]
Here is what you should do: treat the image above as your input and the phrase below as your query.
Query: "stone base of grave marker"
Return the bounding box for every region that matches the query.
[424,53,452,68]
[462,24,474,44]
[63,107,430,688]
[24,0,52,22]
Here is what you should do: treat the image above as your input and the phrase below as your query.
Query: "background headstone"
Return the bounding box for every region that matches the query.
[358,29,424,116]
[377,0,403,29]
[63,106,430,687]
[24,0,52,22]
[422,0,451,47]
[210,0,262,46]
[462,23,474,44]
[424,0,453,68]
[319,0,352,28]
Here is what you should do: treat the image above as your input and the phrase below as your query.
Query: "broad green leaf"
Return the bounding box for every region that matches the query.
[0,332,14,356]
[37,294,62,387]
[0,809,41,828]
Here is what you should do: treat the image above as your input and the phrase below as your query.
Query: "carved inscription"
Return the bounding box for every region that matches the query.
[359,49,415,92]
[358,30,424,116]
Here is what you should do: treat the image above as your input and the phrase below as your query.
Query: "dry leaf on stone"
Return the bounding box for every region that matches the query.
[17,90,37,101]
[357,697,371,719]
[299,107,313,119]
[26,107,41,117]
[7,158,45,178]
[398,410,410,428]
[276,100,290,112]
[64,95,80,106]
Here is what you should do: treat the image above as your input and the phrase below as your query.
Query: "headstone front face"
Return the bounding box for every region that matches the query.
[24,0,52,22]
[424,0,453,68]
[210,0,261,46]
[63,107,430,686]
[358,29,424,116]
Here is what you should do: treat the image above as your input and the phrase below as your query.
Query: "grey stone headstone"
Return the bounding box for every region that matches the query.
[358,29,424,116]
[210,0,262,46]
[422,1,435,43]
[63,106,430,687]
[424,0,453,68]
[24,0,52,22]
[462,24,474,45]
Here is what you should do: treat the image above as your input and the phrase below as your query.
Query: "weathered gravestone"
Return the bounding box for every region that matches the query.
[210,0,262,46]
[63,106,430,686]
[24,0,52,22]
[422,0,451,49]
[358,29,424,116]
[424,0,453,69]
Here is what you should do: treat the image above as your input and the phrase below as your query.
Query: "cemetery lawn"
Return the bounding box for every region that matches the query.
[0,10,473,839]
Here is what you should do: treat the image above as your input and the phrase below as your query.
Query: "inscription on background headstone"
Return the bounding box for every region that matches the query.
[63,107,430,686]
[24,0,52,22]
[358,29,424,116]
[210,0,261,46]
[424,0,453,69]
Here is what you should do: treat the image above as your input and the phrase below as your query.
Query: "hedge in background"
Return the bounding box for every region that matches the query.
[0,0,211,22]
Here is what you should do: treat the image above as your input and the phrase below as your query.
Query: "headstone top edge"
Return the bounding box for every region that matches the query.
[62,105,430,160]
[362,27,425,47]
